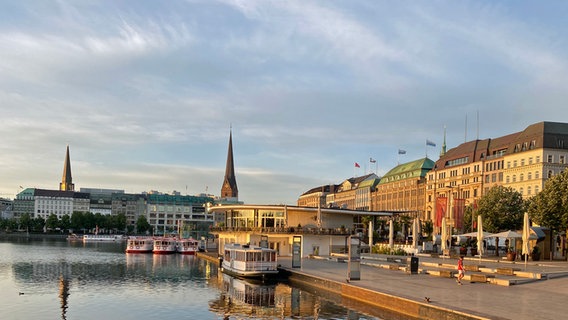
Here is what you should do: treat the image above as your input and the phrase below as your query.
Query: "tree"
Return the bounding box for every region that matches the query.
[115,213,127,232]
[136,215,151,234]
[46,213,59,231]
[32,216,45,232]
[60,214,71,232]
[476,186,525,233]
[527,169,568,238]
[71,211,84,231]
[19,213,32,231]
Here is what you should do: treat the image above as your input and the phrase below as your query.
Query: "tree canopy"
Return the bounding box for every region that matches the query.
[476,185,524,233]
[527,169,568,233]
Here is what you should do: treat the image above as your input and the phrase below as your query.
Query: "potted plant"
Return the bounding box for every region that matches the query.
[506,247,516,261]
[531,246,541,261]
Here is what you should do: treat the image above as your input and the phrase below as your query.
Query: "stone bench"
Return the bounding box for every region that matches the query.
[496,268,517,276]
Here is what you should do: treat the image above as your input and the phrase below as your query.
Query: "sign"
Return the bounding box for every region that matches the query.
[347,236,361,280]
[292,236,302,268]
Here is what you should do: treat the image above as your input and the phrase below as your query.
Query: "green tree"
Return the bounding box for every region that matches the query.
[32,216,45,232]
[115,213,127,232]
[46,213,59,231]
[71,211,84,231]
[477,186,525,233]
[136,215,151,234]
[19,213,32,231]
[527,169,568,236]
[60,214,71,232]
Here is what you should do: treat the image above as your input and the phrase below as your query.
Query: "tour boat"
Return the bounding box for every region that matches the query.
[176,238,199,255]
[126,237,154,253]
[152,237,177,254]
[82,234,126,242]
[220,243,279,279]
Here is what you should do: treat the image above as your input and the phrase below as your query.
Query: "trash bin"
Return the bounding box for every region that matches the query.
[408,256,419,274]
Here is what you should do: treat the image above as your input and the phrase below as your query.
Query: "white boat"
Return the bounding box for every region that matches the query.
[126,237,154,254]
[176,238,199,255]
[221,243,279,279]
[82,234,126,242]
[153,237,177,254]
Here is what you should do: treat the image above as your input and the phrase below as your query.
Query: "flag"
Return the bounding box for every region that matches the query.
[354,162,360,168]
[435,197,447,227]
[426,139,436,147]
[369,157,376,163]
[398,149,406,155]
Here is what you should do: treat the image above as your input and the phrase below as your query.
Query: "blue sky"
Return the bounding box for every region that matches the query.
[1,1,568,204]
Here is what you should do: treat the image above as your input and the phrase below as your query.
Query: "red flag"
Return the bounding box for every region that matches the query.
[435,197,447,227]
[354,162,360,168]
[453,198,465,229]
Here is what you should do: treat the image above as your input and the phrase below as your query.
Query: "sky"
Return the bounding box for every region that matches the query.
[1,1,568,205]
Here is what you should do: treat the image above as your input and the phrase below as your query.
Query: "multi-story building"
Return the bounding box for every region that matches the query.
[373,157,434,219]
[297,184,336,208]
[13,188,35,218]
[111,193,147,229]
[0,197,13,219]
[81,188,124,215]
[425,121,568,233]
[33,189,90,219]
[146,192,214,236]
[328,173,378,210]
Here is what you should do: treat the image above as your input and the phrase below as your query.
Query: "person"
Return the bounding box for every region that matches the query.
[456,256,465,285]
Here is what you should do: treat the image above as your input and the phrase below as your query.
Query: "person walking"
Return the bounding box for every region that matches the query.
[456,256,465,285]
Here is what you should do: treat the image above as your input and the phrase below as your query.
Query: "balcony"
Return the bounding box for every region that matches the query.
[209,226,352,235]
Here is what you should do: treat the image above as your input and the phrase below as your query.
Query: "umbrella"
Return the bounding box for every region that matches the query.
[522,212,530,267]
[388,219,394,250]
[487,230,523,239]
[412,218,418,249]
[477,215,484,258]
[454,231,493,238]
[441,217,448,255]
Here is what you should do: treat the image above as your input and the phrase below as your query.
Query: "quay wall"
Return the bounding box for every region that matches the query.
[281,268,492,320]
[196,252,220,265]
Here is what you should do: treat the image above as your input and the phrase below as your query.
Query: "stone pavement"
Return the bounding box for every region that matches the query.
[278,254,568,320]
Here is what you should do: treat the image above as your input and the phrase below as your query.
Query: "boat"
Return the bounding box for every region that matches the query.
[220,243,279,279]
[126,237,154,253]
[66,233,81,241]
[82,234,126,242]
[176,238,199,255]
[152,237,177,254]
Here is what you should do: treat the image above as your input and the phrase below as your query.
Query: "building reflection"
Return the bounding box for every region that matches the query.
[58,275,69,320]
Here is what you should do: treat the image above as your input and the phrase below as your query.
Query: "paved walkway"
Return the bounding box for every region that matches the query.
[278,254,568,320]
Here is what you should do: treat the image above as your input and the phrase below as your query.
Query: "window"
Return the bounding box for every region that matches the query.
[521,159,525,166]
[520,173,524,181]
[548,170,553,178]
[535,171,540,179]
[528,172,532,180]
[513,160,518,167]
[527,186,532,195]
[535,186,539,194]
[512,175,517,182]
[507,161,511,169]
[519,187,524,195]
[548,155,553,163]
[529,157,533,165]
[560,155,565,164]
[536,156,540,163]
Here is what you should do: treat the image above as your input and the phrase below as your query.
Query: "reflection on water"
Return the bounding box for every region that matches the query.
[0,239,411,320]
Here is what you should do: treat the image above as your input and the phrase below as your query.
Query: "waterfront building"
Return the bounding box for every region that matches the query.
[13,188,35,218]
[80,188,124,215]
[0,197,13,219]
[111,193,147,230]
[425,121,568,234]
[33,189,90,220]
[209,204,392,257]
[146,192,214,236]
[328,174,378,210]
[297,184,336,208]
[373,158,434,220]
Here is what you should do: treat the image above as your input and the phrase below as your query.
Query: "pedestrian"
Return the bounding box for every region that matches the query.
[456,255,465,285]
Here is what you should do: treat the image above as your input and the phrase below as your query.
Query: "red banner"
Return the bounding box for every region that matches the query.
[435,197,447,227]
[453,198,465,229]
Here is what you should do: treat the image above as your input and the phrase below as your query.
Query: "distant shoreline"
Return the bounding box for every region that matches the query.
[0,232,68,240]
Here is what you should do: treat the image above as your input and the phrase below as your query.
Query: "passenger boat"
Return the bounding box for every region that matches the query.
[220,243,279,279]
[66,233,81,241]
[176,238,199,255]
[126,237,154,253]
[152,237,177,254]
[82,234,126,242]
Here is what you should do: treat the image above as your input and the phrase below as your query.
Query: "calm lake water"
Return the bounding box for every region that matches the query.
[0,237,402,320]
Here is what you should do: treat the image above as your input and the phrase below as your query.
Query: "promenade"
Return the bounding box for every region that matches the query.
[278,254,568,320]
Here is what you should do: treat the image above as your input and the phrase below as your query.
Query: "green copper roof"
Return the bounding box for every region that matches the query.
[379,158,434,184]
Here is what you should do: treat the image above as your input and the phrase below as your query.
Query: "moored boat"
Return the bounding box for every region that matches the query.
[153,237,177,254]
[176,238,199,255]
[126,237,154,253]
[221,243,279,279]
[83,234,126,242]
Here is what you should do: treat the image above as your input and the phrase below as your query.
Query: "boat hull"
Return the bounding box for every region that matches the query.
[220,266,279,279]
[126,238,154,254]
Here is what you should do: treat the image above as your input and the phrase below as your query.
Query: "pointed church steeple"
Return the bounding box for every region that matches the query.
[440,126,447,157]
[221,129,238,200]
[60,145,74,191]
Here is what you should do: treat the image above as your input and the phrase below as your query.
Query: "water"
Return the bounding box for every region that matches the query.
[0,238,392,320]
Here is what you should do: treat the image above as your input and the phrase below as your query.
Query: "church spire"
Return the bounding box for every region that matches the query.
[60,145,74,191]
[440,126,447,157]
[221,129,238,200]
